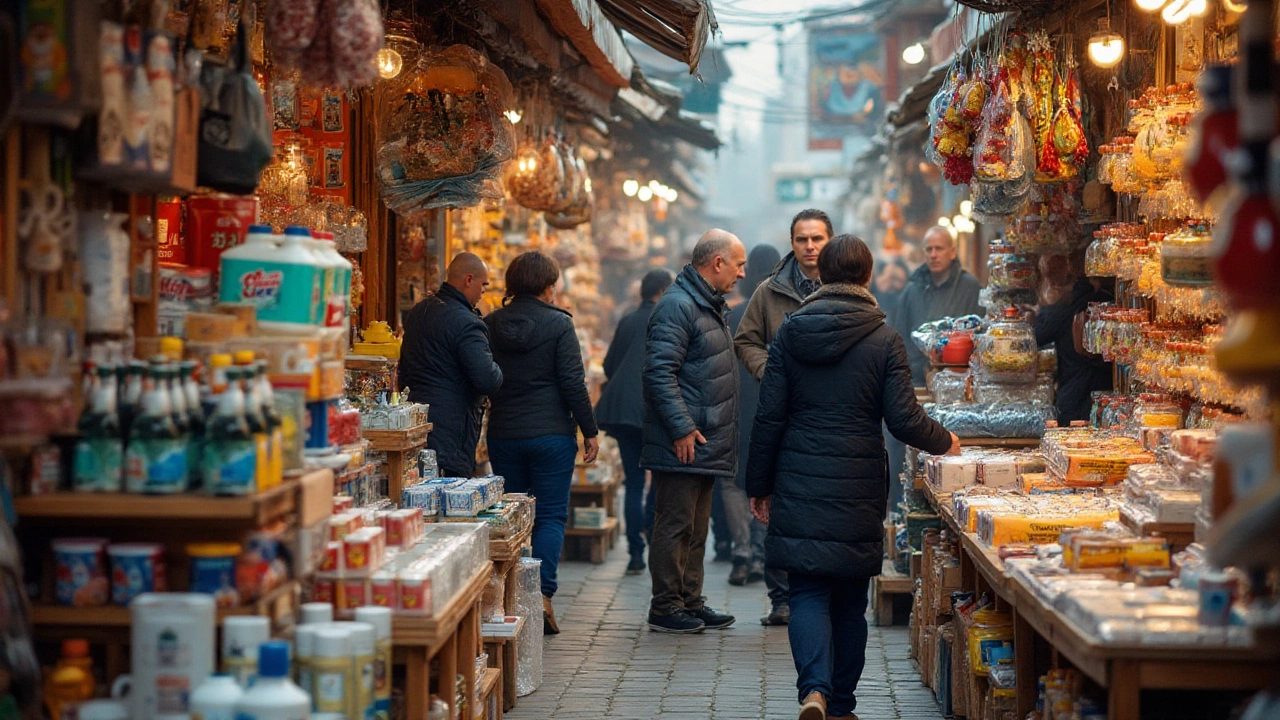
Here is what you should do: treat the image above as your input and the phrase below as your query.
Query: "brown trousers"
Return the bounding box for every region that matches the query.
[648,471,716,616]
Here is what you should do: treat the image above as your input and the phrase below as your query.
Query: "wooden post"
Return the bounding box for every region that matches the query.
[1108,660,1141,720]
[1014,611,1038,718]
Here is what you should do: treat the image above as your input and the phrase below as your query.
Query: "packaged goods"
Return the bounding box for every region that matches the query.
[218,226,324,330]
[978,511,1116,547]
[107,542,166,605]
[929,368,970,405]
[973,309,1038,383]
[130,594,216,719]
[927,402,1057,439]
[53,538,110,607]
[190,674,244,720]
[187,542,243,608]
[222,616,270,688]
[234,641,311,720]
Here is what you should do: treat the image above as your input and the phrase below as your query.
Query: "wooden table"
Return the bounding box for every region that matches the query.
[363,423,432,504]
[920,486,1280,720]
[872,559,913,626]
[393,561,492,720]
[482,617,525,717]
[564,471,622,563]
[487,525,532,712]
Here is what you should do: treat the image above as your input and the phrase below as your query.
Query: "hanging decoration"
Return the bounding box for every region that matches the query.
[266,0,385,88]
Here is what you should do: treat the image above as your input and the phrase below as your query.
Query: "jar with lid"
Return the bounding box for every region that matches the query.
[974,309,1038,384]
[1161,222,1213,287]
[987,249,1037,290]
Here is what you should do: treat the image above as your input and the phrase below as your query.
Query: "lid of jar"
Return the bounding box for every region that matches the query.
[354,606,392,640]
[186,542,242,557]
[314,627,352,658]
[331,621,376,655]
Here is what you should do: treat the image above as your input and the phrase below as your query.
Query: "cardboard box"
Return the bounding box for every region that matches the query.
[298,468,336,527]
[215,302,258,336]
[186,312,247,342]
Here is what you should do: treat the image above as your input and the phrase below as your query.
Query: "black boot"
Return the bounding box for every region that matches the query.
[728,558,749,586]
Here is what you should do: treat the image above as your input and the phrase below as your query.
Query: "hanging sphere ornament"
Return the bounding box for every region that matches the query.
[376,47,402,79]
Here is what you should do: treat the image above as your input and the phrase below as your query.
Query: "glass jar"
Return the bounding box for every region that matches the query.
[987,248,1037,290]
[1161,222,1214,286]
[974,309,1038,383]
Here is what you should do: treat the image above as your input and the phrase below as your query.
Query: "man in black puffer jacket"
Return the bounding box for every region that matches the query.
[747,236,957,720]
[401,253,504,478]
[643,229,746,634]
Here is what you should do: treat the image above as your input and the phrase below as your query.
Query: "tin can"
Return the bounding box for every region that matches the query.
[53,538,110,607]
[108,542,166,605]
[186,542,242,608]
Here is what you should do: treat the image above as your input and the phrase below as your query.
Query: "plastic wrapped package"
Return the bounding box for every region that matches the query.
[926,402,1057,439]
[929,369,970,405]
[911,315,985,363]
[375,45,515,213]
[926,69,959,167]
[971,377,1054,406]
[482,572,505,622]
[515,558,543,696]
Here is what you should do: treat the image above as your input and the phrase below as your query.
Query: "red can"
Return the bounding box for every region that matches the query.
[156,198,185,266]
[185,195,260,279]
[370,572,397,608]
[312,577,335,604]
[343,578,370,610]
[319,541,342,573]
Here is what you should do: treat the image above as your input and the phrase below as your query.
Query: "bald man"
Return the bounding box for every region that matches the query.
[892,227,984,385]
[400,253,504,477]
[643,229,746,634]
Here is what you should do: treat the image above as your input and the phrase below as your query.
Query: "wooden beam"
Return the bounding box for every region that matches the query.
[532,0,633,88]
[474,0,562,72]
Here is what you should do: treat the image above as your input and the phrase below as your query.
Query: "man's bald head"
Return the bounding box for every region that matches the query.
[446,252,490,307]
[923,226,958,278]
[691,229,747,295]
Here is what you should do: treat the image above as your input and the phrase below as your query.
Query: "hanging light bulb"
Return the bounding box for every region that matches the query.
[902,43,926,65]
[1223,0,1247,12]
[668,189,678,203]
[638,187,654,202]
[1135,0,1168,11]
[503,109,523,124]
[623,179,639,197]
[376,47,403,79]
[1088,17,1125,68]
[1162,0,1207,23]
[959,200,974,217]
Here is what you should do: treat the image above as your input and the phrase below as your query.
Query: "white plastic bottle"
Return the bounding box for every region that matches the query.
[190,674,244,720]
[222,616,270,688]
[299,603,333,625]
[331,621,375,720]
[234,641,310,720]
[219,225,322,333]
[310,628,352,716]
[310,232,352,329]
[354,607,392,720]
[293,624,317,698]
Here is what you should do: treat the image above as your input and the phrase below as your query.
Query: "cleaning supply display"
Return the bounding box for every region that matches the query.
[234,641,311,720]
[124,364,191,494]
[187,543,243,608]
[219,225,323,331]
[129,593,216,720]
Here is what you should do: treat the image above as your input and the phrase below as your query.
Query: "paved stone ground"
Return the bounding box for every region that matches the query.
[508,543,946,720]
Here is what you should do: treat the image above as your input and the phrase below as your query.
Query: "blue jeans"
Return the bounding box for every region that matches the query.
[788,572,871,717]
[610,427,647,559]
[488,434,578,598]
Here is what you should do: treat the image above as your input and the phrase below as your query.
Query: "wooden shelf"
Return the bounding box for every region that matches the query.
[31,580,300,628]
[489,525,532,565]
[957,437,1043,449]
[876,559,912,594]
[475,667,502,719]
[569,478,620,495]
[364,423,432,452]
[565,517,618,536]
[15,479,300,525]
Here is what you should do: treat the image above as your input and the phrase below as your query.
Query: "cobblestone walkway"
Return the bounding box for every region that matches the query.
[508,543,945,720]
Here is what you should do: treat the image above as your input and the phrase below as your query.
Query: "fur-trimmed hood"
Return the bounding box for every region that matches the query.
[786,282,885,366]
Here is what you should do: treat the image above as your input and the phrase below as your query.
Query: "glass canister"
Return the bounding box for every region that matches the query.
[987,247,1037,290]
[1085,231,1118,277]
[1162,221,1214,286]
[974,308,1038,384]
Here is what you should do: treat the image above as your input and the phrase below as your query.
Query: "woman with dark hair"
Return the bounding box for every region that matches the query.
[485,251,600,635]
[747,235,959,720]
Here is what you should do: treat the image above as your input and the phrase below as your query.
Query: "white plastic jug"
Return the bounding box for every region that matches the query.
[219,225,322,332]
[129,593,216,719]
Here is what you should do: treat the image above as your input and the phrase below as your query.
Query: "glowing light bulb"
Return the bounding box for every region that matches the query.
[1088,18,1125,68]
[902,43,926,65]
[959,200,973,217]
[623,179,639,197]
[938,216,952,227]
[1135,0,1168,11]
[668,190,678,203]
[1223,0,1247,12]
[376,47,403,79]
[1162,0,1206,23]
[638,187,654,202]
[503,109,522,124]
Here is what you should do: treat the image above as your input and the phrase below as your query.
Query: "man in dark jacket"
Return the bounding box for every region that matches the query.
[643,229,746,634]
[747,235,958,720]
[1034,268,1114,423]
[400,253,504,478]
[733,208,833,626]
[596,269,674,575]
[893,226,985,385]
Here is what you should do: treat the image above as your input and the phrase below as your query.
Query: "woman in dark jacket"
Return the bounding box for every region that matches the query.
[485,251,600,635]
[747,236,958,720]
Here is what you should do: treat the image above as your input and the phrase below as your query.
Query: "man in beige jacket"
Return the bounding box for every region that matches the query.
[733,208,832,626]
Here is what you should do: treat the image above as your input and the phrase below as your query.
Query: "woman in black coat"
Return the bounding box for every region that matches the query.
[485,251,600,635]
[747,235,958,720]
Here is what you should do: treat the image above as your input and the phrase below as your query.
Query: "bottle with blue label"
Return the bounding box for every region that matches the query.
[124,366,189,493]
[204,368,257,496]
[73,365,123,492]
[219,225,322,332]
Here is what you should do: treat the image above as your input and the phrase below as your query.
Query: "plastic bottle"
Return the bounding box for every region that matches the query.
[354,607,392,719]
[204,367,257,496]
[332,621,375,720]
[310,627,352,716]
[234,641,311,720]
[219,225,322,331]
[311,231,351,329]
[236,352,271,490]
[43,639,95,720]
[299,603,333,625]
[191,674,244,720]
[294,624,318,696]
[124,364,189,493]
[256,360,284,488]
[74,365,123,492]
[119,360,146,441]
[182,360,207,488]
[222,616,271,688]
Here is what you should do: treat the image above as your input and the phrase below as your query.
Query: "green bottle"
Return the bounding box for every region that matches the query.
[124,366,189,494]
[204,368,258,495]
[180,361,206,489]
[73,366,123,492]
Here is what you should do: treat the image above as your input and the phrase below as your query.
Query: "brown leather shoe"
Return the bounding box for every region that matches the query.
[799,692,826,720]
[543,595,560,635]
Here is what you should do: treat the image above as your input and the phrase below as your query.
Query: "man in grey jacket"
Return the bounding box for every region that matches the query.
[733,208,832,626]
[892,226,985,386]
[643,229,746,634]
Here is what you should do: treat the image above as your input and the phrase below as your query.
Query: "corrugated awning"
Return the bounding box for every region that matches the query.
[533,0,636,88]
[596,0,717,73]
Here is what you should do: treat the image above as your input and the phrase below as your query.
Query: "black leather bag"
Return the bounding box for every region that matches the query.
[196,20,271,194]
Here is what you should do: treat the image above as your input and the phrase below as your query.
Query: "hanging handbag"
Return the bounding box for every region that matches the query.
[196,18,271,194]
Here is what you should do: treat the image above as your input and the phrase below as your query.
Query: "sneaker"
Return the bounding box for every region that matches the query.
[728,559,749,586]
[799,692,826,720]
[761,605,790,626]
[626,557,646,575]
[691,605,735,629]
[648,609,706,634]
[746,558,766,584]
